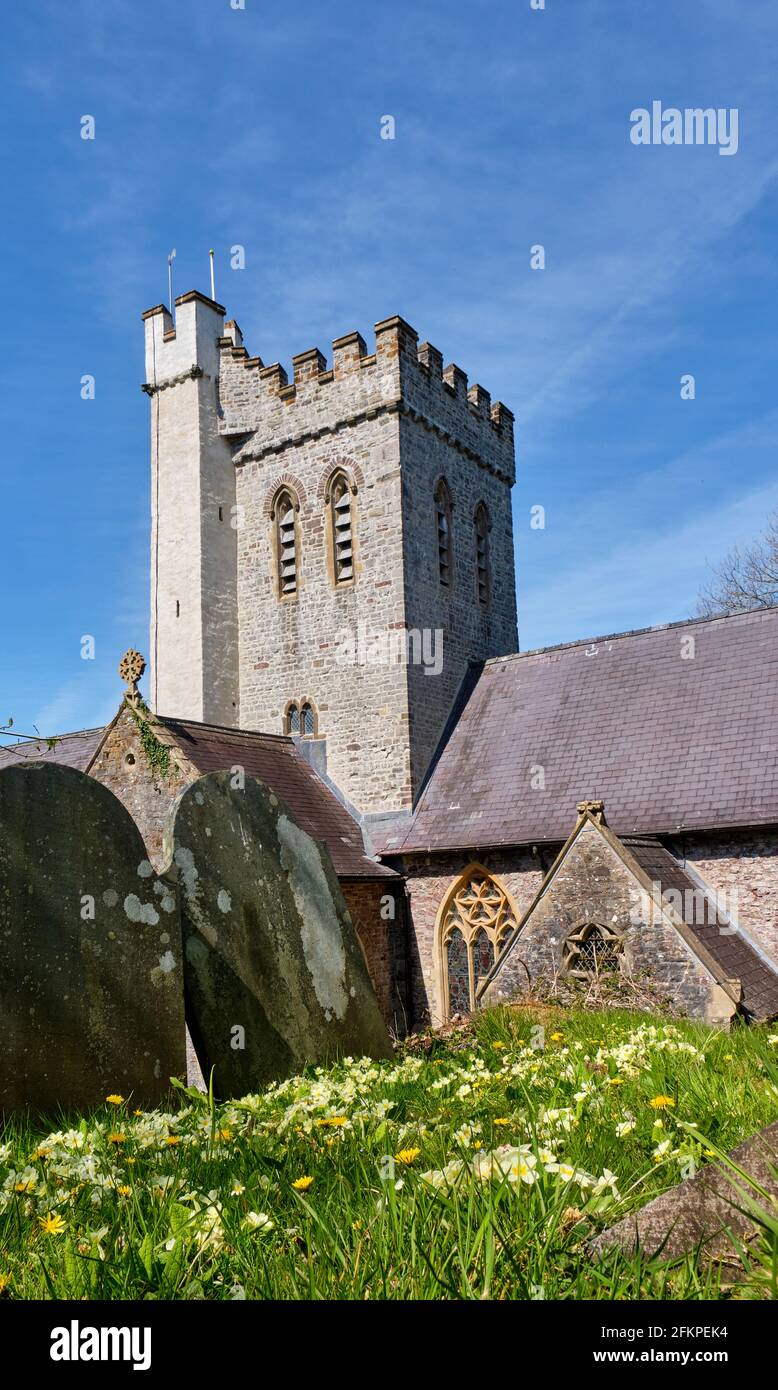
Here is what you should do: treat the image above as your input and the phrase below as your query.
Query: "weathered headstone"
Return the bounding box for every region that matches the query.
[590,1120,778,1264]
[0,763,185,1112]
[166,772,393,1096]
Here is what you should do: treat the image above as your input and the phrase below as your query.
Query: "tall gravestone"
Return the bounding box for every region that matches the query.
[0,763,185,1112]
[166,772,393,1096]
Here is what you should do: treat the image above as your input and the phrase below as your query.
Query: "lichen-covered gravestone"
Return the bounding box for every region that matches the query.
[0,763,185,1112]
[167,772,392,1096]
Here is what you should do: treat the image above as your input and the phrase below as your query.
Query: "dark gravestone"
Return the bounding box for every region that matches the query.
[0,763,185,1112]
[167,772,392,1096]
[590,1120,778,1264]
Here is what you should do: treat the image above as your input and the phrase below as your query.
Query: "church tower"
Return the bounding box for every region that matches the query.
[143,291,518,832]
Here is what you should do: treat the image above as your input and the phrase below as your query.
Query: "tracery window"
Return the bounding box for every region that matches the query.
[273,488,299,597]
[439,868,517,1017]
[329,471,355,584]
[434,479,453,586]
[563,923,622,979]
[474,502,490,604]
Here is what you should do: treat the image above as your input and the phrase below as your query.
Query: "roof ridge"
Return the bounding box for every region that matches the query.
[481,604,778,667]
[0,725,106,747]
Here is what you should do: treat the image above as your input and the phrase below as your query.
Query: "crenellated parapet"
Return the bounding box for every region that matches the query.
[216,312,515,482]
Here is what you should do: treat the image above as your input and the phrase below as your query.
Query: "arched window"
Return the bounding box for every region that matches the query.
[437,867,517,1018]
[474,502,490,604]
[272,488,299,597]
[284,701,301,735]
[284,699,317,737]
[329,472,355,585]
[434,479,453,586]
[301,700,316,736]
[563,923,622,980]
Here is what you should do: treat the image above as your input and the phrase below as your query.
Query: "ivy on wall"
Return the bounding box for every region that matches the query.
[126,699,172,781]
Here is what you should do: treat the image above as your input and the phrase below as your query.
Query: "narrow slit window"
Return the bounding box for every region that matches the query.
[274,489,299,597]
[330,474,354,584]
[435,480,452,586]
[475,502,490,605]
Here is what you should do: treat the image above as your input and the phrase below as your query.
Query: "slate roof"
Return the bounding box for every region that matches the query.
[392,607,778,855]
[0,728,104,771]
[0,717,393,881]
[623,836,778,1021]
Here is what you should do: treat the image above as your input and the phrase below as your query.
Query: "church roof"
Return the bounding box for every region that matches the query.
[0,727,105,771]
[391,606,778,854]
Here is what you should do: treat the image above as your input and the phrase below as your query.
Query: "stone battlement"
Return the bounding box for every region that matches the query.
[142,291,515,482]
[217,312,515,482]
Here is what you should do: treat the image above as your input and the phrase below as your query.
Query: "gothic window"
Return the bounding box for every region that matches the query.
[563,923,622,980]
[272,488,299,597]
[301,700,316,736]
[439,868,518,1018]
[284,702,301,735]
[329,472,355,584]
[474,503,490,604]
[434,479,453,586]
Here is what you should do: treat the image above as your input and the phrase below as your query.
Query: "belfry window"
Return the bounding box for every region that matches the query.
[285,702,301,735]
[435,479,453,586]
[563,923,622,980]
[330,473,354,584]
[301,701,315,736]
[475,502,490,604]
[273,488,299,597]
[439,868,517,1018]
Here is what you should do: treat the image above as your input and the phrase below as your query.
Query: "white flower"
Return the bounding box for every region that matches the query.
[243,1211,274,1232]
[615,1121,635,1138]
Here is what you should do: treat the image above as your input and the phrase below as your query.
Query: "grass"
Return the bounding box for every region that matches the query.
[1,1005,777,1300]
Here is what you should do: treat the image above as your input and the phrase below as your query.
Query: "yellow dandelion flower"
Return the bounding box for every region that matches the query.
[394,1148,421,1166]
[723,1054,733,1061]
[352,1219,362,1231]
[126,1157,137,1166]
[316,1116,348,1127]
[0,1273,10,1294]
[608,1078,624,1086]
[39,1212,66,1236]
[215,1128,233,1142]
[493,1117,509,1127]
[292,1176,314,1191]
[108,1132,126,1145]
[116,1185,131,1196]
[165,1136,182,1146]
[473,1140,483,1150]
[14,1181,35,1193]
[133,1109,144,1118]
[105,1094,125,1105]
[649,1095,675,1110]
[550,1032,563,1042]
[492,1041,506,1050]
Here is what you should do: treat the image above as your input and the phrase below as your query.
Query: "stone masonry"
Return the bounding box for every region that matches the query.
[143,291,518,823]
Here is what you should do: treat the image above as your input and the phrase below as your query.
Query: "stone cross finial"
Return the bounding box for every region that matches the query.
[577,799,605,822]
[119,649,146,705]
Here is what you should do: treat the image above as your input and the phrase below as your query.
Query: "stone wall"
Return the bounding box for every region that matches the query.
[89,706,193,871]
[677,829,778,964]
[482,824,727,1021]
[341,879,410,1035]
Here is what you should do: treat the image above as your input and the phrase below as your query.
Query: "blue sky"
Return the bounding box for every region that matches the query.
[1,0,777,737]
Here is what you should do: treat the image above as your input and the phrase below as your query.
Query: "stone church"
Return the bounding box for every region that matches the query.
[2,288,777,1030]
